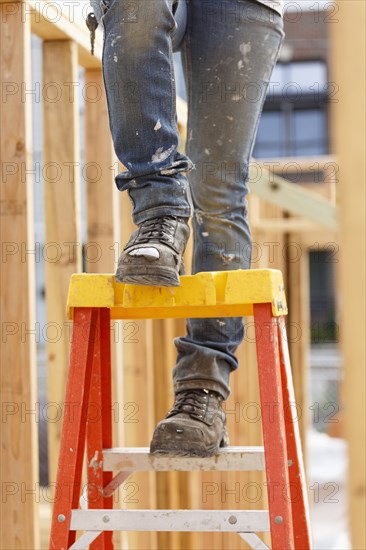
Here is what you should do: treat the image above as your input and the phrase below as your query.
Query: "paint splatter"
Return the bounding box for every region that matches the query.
[221,252,236,264]
[231,94,241,102]
[239,42,251,64]
[111,36,122,47]
[151,144,175,163]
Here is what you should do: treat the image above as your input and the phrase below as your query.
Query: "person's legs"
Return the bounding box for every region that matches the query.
[91,0,193,285]
[173,0,285,398]
[92,0,284,455]
[150,0,284,455]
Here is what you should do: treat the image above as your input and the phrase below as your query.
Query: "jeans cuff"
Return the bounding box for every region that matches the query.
[133,205,192,225]
[174,379,230,400]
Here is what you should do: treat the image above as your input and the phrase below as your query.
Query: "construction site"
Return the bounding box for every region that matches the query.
[0,1,365,549]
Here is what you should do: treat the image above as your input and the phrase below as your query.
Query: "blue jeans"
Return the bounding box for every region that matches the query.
[91,0,284,399]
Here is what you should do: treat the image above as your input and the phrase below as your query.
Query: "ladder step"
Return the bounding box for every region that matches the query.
[102,446,265,472]
[70,509,270,532]
[67,270,288,320]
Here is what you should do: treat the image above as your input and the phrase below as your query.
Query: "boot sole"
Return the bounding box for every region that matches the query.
[116,266,180,287]
[150,437,229,458]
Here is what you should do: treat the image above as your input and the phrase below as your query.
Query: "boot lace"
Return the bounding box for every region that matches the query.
[130,216,182,250]
[167,389,214,421]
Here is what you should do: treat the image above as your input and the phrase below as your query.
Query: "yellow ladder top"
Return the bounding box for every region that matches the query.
[66,269,287,320]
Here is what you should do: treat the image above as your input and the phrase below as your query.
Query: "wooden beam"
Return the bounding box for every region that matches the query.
[330,2,366,548]
[249,163,338,231]
[30,0,102,68]
[42,40,82,489]
[252,218,323,232]
[84,69,119,275]
[255,154,338,174]
[0,3,39,548]
[0,0,102,67]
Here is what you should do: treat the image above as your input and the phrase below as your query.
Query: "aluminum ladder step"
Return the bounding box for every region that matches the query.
[102,446,265,472]
[69,510,271,550]
[70,509,270,532]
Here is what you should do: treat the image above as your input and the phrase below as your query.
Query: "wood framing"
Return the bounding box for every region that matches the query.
[0,0,102,67]
[84,69,119,276]
[330,2,366,548]
[0,3,39,548]
[249,162,338,231]
[42,40,82,487]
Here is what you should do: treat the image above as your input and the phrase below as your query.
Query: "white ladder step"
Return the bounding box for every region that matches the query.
[70,509,270,532]
[103,446,265,472]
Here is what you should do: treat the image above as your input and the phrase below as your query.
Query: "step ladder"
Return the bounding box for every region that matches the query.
[49,269,312,550]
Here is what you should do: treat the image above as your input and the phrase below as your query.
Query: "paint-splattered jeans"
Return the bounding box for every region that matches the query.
[91,0,284,399]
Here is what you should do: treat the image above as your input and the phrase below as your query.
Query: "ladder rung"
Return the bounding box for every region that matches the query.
[102,446,265,472]
[70,509,270,532]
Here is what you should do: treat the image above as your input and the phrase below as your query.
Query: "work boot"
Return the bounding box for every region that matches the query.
[150,389,229,457]
[116,216,190,286]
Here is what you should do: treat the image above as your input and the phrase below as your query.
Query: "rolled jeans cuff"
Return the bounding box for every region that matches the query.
[131,205,192,225]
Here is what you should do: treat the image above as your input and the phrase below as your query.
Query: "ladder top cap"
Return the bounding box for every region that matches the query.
[66,269,287,320]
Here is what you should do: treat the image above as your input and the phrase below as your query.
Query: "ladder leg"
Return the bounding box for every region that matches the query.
[254,303,295,550]
[49,308,97,550]
[277,316,312,549]
[87,308,114,550]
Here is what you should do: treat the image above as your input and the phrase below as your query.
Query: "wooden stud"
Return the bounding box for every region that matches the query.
[42,40,82,489]
[0,3,39,548]
[330,2,366,548]
[84,69,119,276]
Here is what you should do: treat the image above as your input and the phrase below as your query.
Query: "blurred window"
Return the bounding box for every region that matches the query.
[309,249,338,344]
[254,61,329,158]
